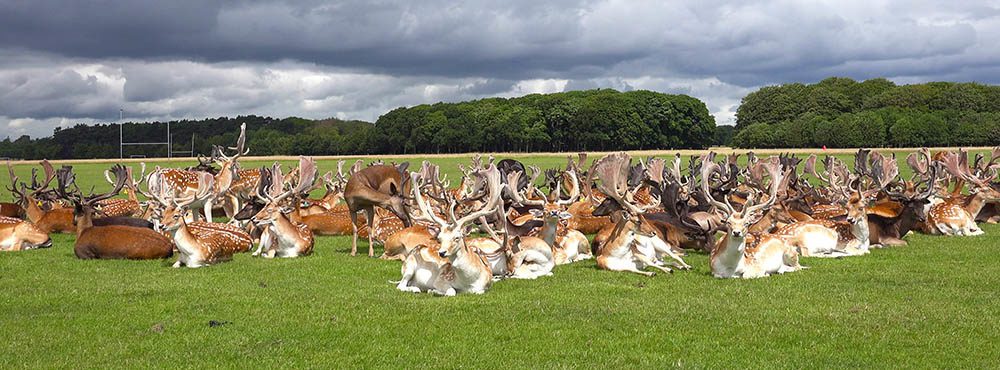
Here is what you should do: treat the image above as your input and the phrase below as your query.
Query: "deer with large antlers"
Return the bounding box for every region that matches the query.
[705,156,803,278]
[250,157,317,258]
[55,165,174,260]
[396,165,502,295]
[96,163,147,218]
[344,162,412,257]
[867,159,940,246]
[591,153,689,276]
[505,168,591,267]
[147,123,249,221]
[9,160,75,234]
[926,149,1000,236]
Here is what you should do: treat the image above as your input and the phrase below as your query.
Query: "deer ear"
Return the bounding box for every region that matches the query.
[528,209,543,217]
[389,183,399,195]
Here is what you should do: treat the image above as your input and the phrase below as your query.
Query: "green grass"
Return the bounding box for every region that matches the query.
[2,153,999,368]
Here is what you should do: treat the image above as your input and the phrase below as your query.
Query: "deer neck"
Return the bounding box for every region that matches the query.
[24,197,43,223]
[75,208,95,237]
[271,213,299,243]
[448,240,488,284]
[964,192,991,218]
[540,217,559,247]
[715,232,746,264]
[169,220,200,255]
[213,166,235,194]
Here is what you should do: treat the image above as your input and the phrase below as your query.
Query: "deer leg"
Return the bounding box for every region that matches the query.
[632,252,672,274]
[203,199,214,222]
[349,211,359,256]
[365,207,376,257]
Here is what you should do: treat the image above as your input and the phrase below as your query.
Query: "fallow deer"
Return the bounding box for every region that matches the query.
[55,165,174,260]
[592,153,689,277]
[147,123,249,221]
[344,163,412,257]
[0,216,51,251]
[704,157,803,279]
[926,149,1000,236]
[396,165,502,295]
[250,157,317,258]
[9,161,75,234]
[160,191,254,268]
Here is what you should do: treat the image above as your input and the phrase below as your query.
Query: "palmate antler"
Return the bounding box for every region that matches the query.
[941,149,997,189]
[410,164,503,231]
[593,152,656,216]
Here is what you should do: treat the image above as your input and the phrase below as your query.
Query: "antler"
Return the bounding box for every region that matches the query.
[505,171,545,206]
[593,152,644,215]
[700,156,734,217]
[743,157,784,217]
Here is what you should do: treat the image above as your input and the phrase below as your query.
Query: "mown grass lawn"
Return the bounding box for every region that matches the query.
[2,153,999,368]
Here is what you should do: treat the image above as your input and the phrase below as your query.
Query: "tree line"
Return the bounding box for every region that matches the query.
[733,77,1000,148]
[0,89,718,159]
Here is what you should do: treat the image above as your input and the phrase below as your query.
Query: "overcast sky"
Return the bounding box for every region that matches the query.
[2,0,998,138]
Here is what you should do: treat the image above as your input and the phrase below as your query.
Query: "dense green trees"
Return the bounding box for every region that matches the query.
[0,89,716,159]
[371,89,715,153]
[733,78,1000,148]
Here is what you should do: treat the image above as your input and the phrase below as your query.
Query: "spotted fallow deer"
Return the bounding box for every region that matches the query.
[704,157,803,279]
[55,165,174,260]
[0,216,51,251]
[592,153,689,277]
[300,161,348,217]
[251,157,317,258]
[96,163,147,218]
[926,149,1000,236]
[147,123,249,221]
[344,163,412,257]
[159,188,254,268]
[9,160,75,234]
[396,165,502,296]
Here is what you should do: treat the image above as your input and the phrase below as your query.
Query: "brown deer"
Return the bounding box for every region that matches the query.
[55,165,174,260]
[0,216,51,251]
[299,160,348,216]
[250,157,317,258]
[10,161,75,234]
[344,163,412,257]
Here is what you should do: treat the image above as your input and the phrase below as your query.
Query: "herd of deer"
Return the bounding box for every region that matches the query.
[1,126,998,295]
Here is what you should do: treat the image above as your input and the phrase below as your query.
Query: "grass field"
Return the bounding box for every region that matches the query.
[2,152,999,368]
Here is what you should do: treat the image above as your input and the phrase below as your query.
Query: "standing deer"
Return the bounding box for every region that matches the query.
[55,165,174,260]
[396,165,502,295]
[250,157,317,258]
[344,163,412,257]
[147,123,249,221]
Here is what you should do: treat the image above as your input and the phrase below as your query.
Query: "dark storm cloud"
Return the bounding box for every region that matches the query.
[1,0,998,137]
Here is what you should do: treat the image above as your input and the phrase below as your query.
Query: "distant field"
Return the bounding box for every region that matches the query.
[2,150,999,368]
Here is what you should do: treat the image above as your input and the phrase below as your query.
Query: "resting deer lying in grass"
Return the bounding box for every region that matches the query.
[0,216,51,251]
[251,157,317,258]
[396,165,502,296]
[592,153,689,277]
[160,194,253,268]
[704,158,803,279]
[926,149,1000,236]
[300,161,349,217]
[506,169,591,266]
[9,161,75,234]
[867,158,940,246]
[55,165,174,260]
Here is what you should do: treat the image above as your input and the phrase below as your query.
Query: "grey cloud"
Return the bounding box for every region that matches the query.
[2,0,1000,138]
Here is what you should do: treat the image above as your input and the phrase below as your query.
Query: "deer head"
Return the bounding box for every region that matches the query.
[703,157,783,239]
[410,164,502,257]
